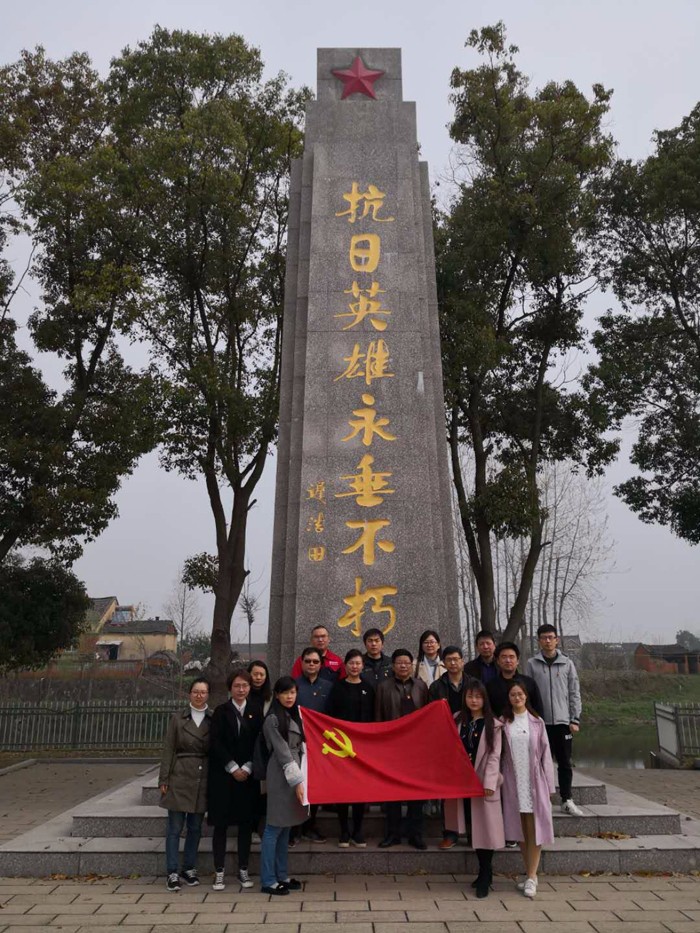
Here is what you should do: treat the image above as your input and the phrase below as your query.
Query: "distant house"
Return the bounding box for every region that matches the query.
[634,643,700,675]
[79,597,176,661]
[92,618,177,662]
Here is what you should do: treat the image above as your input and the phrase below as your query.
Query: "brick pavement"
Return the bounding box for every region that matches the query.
[0,763,151,843]
[1,874,700,931]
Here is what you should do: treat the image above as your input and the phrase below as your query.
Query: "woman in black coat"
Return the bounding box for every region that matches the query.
[207,669,263,891]
[326,649,375,847]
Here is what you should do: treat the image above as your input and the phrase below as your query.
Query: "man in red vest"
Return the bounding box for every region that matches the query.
[290,625,345,681]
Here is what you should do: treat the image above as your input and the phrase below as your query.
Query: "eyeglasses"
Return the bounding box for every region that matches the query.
[539,635,557,641]
[190,690,208,696]
[303,658,321,664]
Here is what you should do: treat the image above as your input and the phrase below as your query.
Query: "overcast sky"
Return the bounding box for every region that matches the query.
[4,0,699,645]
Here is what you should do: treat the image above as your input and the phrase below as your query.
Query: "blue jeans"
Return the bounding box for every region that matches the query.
[166,810,204,874]
[260,823,290,888]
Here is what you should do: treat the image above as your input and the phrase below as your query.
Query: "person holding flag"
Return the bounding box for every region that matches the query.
[327,649,375,847]
[375,648,429,849]
[446,681,505,898]
[259,676,308,896]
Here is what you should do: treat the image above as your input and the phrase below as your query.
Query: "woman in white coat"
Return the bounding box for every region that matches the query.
[500,680,555,899]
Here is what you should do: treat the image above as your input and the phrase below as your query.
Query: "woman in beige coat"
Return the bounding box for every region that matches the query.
[158,678,213,892]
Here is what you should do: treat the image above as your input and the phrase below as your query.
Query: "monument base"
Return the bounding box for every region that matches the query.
[1,768,699,876]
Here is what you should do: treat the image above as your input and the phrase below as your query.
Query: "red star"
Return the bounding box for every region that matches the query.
[331,56,384,100]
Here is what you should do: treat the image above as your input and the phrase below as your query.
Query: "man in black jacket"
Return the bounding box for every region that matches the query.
[428,646,466,715]
[361,628,392,687]
[429,646,468,849]
[463,630,498,684]
[486,642,544,718]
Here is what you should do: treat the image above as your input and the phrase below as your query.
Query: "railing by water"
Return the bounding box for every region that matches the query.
[0,699,182,751]
[655,701,700,766]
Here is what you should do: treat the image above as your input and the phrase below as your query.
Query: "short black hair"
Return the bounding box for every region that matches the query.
[391,648,414,663]
[363,628,384,644]
[537,624,558,637]
[475,629,496,645]
[301,646,322,661]
[494,641,520,659]
[344,648,364,664]
[311,625,329,635]
[442,645,463,660]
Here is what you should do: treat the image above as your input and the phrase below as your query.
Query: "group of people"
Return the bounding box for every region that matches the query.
[158,622,582,899]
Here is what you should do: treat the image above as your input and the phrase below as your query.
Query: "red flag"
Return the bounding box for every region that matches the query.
[301,701,485,804]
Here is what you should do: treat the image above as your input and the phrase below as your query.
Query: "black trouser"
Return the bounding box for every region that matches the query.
[212,822,253,872]
[338,803,366,838]
[386,800,423,840]
[546,723,574,801]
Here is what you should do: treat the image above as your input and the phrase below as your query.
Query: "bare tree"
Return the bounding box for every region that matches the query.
[456,458,614,650]
[163,570,203,654]
[237,572,263,662]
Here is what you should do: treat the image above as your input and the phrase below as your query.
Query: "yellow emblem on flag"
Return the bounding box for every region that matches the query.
[321,727,357,759]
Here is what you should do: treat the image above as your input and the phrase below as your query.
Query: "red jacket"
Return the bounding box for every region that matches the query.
[291,649,345,681]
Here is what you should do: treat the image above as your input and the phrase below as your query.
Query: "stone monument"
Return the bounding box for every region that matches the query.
[267,48,460,673]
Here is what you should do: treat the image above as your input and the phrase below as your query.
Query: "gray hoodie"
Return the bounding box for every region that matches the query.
[526,651,582,726]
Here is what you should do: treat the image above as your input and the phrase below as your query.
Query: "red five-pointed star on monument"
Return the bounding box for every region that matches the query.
[331,56,385,100]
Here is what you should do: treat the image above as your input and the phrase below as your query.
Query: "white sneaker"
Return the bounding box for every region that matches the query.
[523,878,537,899]
[516,877,537,891]
[561,798,584,816]
[212,870,225,891]
[238,868,254,889]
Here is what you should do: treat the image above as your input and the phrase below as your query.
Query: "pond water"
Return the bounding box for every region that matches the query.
[573,723,657,769]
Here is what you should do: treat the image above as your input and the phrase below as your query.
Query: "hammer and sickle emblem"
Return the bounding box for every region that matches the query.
[321,727,357,758]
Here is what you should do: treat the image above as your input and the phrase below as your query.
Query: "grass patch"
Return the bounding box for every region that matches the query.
[582,671,700,723]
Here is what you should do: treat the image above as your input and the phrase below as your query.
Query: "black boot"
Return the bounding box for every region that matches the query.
[474,849,493,898]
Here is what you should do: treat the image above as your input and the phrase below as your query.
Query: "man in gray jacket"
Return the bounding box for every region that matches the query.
[526,624,583,816]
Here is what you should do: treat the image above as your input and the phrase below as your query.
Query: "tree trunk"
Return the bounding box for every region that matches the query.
[207,485,252,703]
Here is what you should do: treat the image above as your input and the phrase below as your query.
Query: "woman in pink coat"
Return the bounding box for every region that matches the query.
[500,681,555,899]
[446,680,505,898]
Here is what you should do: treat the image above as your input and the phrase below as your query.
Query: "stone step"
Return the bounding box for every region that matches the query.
[2,769,696,879]
[2,830,699,877]
[140,771,608,806]
[69,799,681,839]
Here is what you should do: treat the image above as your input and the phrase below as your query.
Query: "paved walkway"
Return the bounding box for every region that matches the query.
[1,873,700,931]
[582,768,700,821]
[0,762,150,843]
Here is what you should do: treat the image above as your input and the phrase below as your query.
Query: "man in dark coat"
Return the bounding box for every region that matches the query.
[375,649,429,850]
[428,646,466,715]
[361,627,392,687]
[208,669,263,891]
[486,641,544,718]
[291,647,332,843]
[463,630,499,684]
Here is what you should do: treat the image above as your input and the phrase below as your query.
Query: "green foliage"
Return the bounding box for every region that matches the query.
[0,48,159,563]
[676,630,700,651]
[104,28,308,681]
[182,552,219,594]
[438,24,616,637]
[585,105,700,543]
[0,555,90,670]
[180,632,211,662]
